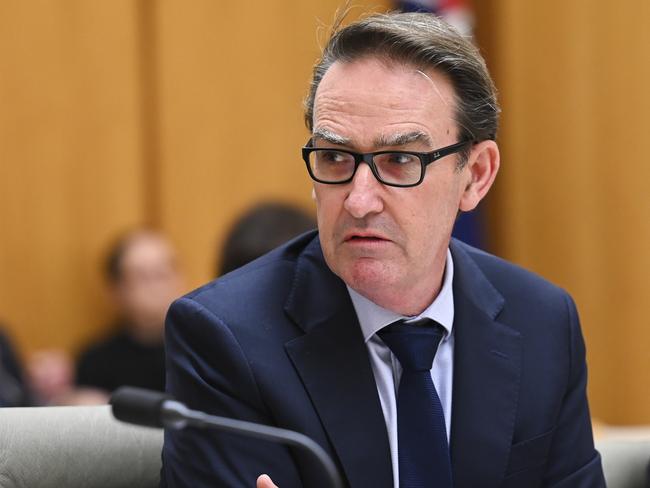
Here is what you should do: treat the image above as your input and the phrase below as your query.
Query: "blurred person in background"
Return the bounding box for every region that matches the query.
[27,348,109,405]
[75,229,184,397]
[218,202,316,276]
[0,325,31,407]
[27,348,74,405]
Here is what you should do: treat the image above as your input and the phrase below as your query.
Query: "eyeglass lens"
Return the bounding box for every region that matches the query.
[308,149,422,185]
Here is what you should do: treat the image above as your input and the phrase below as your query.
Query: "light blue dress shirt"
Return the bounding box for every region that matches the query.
[347,249,455,488]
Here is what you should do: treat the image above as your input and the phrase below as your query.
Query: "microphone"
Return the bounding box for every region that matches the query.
[110,387,343,488]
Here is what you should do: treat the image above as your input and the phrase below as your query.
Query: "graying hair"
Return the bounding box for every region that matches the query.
[304,12,500,165]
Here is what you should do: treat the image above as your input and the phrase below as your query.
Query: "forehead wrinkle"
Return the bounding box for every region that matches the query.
[374,131,432,148]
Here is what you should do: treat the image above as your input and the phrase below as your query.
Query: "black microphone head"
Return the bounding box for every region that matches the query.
[110,386,170,428]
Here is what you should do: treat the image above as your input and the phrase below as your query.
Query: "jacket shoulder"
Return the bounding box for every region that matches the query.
[181,230,319,320]
[452,239,570,304]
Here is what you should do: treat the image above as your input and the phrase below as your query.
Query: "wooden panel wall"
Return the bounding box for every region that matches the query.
[0,2,387,350]
[485,0,650,424]
[0,1,145,353]
[1,1,647,424]
[153,1,388,284]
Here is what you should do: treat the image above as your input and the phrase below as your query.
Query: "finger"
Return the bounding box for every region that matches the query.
[256,474,279,488]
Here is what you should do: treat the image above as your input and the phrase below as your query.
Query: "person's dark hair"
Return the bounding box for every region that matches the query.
[105,234,131,285]
[218,203,316,276]
[304,12,499,165]
[104,228,160,284]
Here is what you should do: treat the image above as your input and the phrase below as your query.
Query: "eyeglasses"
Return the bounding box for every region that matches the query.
[302,139,472,188]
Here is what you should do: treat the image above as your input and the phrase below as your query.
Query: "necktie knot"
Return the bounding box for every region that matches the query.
[378,318,445,372]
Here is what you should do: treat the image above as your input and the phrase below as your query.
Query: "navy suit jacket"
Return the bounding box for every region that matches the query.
[161,232,605,487]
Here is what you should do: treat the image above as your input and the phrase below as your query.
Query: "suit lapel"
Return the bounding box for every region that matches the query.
[284,237,393,488]
[449,241,522,487]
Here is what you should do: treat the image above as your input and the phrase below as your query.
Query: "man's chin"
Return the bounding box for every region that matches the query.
[324,246,399,288]
[339,259,396,293]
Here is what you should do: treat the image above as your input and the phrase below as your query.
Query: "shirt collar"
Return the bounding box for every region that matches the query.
[347,248,455,343]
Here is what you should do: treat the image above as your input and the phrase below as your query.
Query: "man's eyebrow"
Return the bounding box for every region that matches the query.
[312,128,351,145]
[374,131,433,147]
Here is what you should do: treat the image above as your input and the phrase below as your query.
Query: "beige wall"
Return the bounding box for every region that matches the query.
[0,1,145,352]
[484,1,650,424]
[1,1,648,424]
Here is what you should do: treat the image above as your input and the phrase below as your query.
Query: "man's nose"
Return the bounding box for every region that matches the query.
[343,163,384,219]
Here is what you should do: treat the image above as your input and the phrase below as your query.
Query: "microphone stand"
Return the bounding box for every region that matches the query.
[111,387,343,488]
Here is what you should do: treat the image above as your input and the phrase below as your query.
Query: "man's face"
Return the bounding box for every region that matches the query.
[312,57,472,314]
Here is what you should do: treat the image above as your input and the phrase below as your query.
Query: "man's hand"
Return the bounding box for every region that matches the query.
[256,474,278,488]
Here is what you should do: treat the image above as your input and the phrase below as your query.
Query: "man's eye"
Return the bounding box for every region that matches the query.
[320,151,347,163]
[386,153,417,165]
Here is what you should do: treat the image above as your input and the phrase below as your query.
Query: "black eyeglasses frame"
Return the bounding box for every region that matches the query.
[301,139,473,188]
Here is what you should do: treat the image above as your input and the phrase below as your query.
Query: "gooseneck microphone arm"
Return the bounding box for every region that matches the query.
[110,387,343,488]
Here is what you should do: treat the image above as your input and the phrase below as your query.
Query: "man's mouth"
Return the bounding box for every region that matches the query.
[347,236,385,241]
[343,232,390,243]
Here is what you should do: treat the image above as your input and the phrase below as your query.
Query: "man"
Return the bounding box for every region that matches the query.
[162,12,605,488]
[76,229,184,396]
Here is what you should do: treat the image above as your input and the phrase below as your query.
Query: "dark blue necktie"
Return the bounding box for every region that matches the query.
[378,318,453,488]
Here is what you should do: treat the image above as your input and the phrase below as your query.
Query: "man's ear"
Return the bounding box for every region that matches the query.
[311,187,316,201]
[459,140,500,212]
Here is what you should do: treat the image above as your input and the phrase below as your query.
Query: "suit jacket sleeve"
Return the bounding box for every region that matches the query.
[544,293,604,487]
[161,297,304,488]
